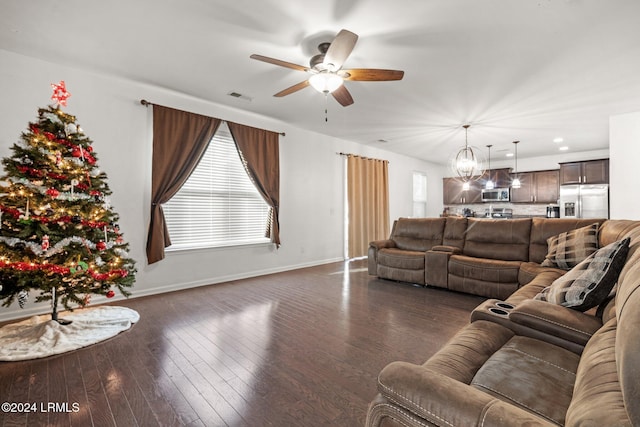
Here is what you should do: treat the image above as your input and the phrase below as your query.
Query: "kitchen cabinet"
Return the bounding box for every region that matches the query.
[510,172,534,203]
[510,170,559,204]
[559,159,609,185]
[481,168,512,188]
[443,177,481,204]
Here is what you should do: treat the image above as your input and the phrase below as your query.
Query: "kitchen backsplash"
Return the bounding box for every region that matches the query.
[443,202,554,217]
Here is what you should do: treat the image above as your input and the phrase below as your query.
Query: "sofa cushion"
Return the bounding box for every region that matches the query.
[377,265,425,285]
[534,237,630,311]
[541,223,599,269]
[518,261,566,287]
[448,255,521,299]
[507,270,566,305]
[377,248,424,270]
[565,319,631,426]
[463,218,531,261]
[391,217,446,252]
[471,335,580,425]
[442,216,467,249]
[529,218,606,264]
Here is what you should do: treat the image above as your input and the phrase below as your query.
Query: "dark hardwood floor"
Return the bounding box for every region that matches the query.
[0,260,485,427]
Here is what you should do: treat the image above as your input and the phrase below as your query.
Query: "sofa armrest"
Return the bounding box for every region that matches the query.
[430,245,462,254]
[375,361,554,427]
[508,299,602,347]
[370,239,396,250]
[368,239,397,274]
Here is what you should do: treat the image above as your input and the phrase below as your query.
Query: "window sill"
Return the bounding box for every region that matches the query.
[165,239,272,254]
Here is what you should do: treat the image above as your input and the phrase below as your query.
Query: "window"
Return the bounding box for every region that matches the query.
[163,123,271,250]
[412,172,428,217]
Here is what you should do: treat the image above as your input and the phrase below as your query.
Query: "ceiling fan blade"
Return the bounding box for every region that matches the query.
[274,80,310,97]
[341,69,405,81]
[331,85,354,107]
[323,29,358,71]
[250,54,309,72]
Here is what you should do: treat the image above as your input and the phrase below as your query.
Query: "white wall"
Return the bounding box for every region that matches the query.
[610,111,640,219]
[0,49,443,321]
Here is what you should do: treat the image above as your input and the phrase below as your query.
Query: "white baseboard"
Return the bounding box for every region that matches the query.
[0,257,344,323]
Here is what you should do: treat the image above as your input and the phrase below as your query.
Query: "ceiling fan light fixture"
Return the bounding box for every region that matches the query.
[309,71,344,94]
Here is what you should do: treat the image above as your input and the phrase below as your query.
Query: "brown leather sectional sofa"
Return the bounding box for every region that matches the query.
[369,217,606,298]
[366,217,640,426]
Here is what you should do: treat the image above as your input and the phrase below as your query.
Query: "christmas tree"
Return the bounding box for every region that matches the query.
[0,81,136,323]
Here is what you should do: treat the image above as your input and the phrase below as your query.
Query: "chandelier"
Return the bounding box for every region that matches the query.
[451,124,484,184]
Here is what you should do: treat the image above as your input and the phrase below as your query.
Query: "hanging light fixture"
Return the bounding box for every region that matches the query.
[453,124,479,182]
[485,144,494,190]
[309,71,344,93]
[512,140,521,189]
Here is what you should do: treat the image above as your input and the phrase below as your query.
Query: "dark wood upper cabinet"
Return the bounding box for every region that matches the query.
[509,170,559,204]
[559,159,609,185]
[510,172,534,203]
[443,177,481,204]
[482,168,512,189]
[534,170,560,203]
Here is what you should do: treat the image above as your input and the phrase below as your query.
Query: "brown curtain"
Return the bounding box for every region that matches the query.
[347,155,390,258]
[146,105,221,264]
[227,122,281,247]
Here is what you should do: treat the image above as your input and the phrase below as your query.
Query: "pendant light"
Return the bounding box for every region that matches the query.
[454,124,479,182]
[485,144,494,189]
[512,140,521,189]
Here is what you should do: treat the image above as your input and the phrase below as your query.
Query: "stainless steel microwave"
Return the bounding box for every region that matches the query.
[481,188,510,202]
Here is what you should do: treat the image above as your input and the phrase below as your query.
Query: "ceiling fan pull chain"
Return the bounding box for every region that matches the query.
[324,93,329,122]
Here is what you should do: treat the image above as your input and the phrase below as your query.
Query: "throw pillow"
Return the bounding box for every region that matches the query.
[541,223,600,269]
[534,237,630,311]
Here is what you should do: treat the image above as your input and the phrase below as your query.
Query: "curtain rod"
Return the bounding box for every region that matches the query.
[140,99,285,136]
[337,152,389,163]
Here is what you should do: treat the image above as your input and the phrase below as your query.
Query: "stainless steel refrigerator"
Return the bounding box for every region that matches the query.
[559,184,609,219]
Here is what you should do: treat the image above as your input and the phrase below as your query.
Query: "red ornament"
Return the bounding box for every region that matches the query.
[51,81,71,106]
[106,290,115,298]
[96,241,107,251]
[41,235,50,250]
[46,187,60,198]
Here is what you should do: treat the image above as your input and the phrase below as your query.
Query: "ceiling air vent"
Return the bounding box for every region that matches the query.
[227,92,252,102]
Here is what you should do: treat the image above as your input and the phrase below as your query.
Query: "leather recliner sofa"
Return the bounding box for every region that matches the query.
[369,217,605,299]
[366,219,640,426]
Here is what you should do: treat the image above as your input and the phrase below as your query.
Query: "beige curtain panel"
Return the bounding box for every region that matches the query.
[227,122,281,247]
[146,105,221,264]
[347,155,390,258]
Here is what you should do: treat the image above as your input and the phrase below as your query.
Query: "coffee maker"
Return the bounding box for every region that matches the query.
[546,205,560,218]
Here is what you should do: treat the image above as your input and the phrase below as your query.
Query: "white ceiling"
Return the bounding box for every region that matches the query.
[2,0,640,164]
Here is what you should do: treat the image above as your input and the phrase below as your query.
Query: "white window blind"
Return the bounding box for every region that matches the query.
[412,172,427,217]
[163,123,271,250]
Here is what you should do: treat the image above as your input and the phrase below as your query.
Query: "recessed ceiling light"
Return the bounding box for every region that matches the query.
[559,146,569,151]
[553,137,564,143]
[506,153,514,157]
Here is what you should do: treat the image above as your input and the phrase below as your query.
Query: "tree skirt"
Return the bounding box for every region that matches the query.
[0,306,139,361]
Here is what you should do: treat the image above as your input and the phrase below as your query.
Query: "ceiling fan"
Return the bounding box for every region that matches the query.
[250,29,404,107]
